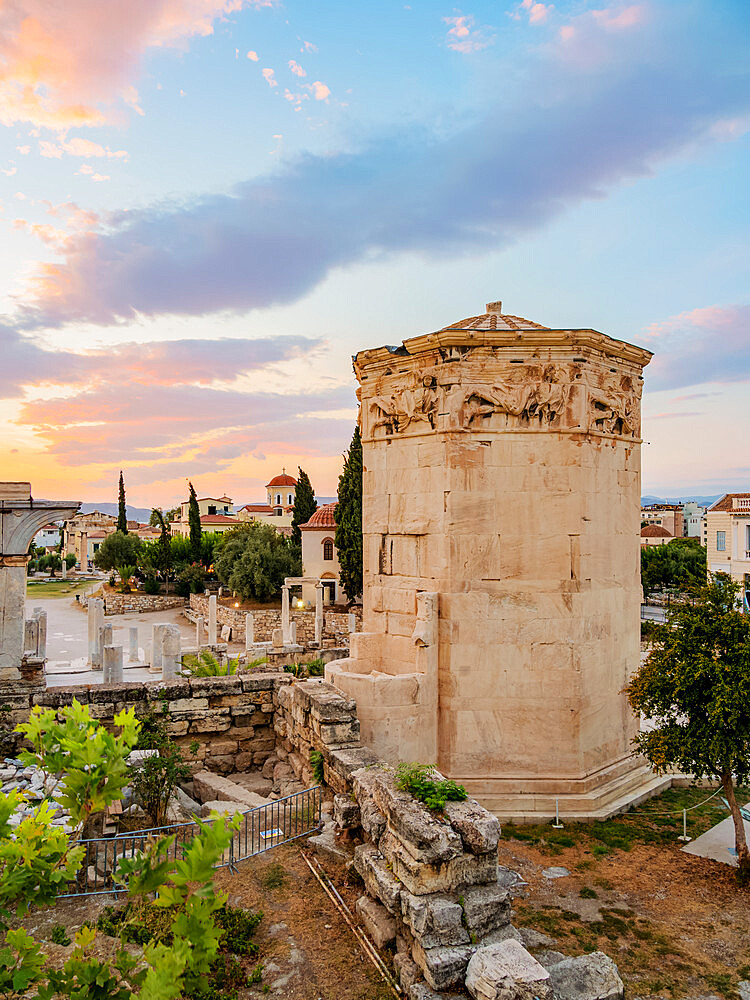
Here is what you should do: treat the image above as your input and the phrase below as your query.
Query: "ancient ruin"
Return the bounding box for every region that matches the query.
[327,301,659,820]
[0,483,79,681]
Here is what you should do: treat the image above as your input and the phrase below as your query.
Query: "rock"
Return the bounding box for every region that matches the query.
[461,882,512,937]
[360,799,386,842]
[193,770,270,809]
[465,939,553,1000]
[353,844,403,914]
[444,798,502,855]
[519,927,556,949]
[479,925,523,946]
[496,867,528,896]
[546,952,624,1000]
[333,793,361,829]
[127,749,159,768]
[356,895,396,949]
[542,866,570,879]
[307,823,348,862]
[261,755,278,780]
[412,940,473,992]
[201,800,247,818]
[401,892,469,948]
[409,985,465,1000]
[380,829,497,896]
[394,951,422,991]
[739,982,750,1000]
[174,786,202,815]
[227,771,273,797]
[533,950,567,971]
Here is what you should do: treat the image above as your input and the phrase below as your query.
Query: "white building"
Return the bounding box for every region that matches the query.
[33,524,61,550]
[705,493,750,611]
[300,502,348,605]
[681,501,706,538]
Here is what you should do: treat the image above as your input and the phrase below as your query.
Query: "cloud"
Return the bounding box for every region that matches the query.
[0,0,275,129]
[308,80,330,101]
[247,50,259,61]
[40,138,128,159]
[288,60,306,78]
[261,68,277,87]
[77,164,110,181]
[643,304,750,390]
[443,14,494,54]
[2,165,17,176]
[555,2,648,66]
[512,0,553,26]
[12,3,750,331]
[302,41,317,54]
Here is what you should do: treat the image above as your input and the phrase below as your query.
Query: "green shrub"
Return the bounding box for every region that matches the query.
[182,650,239,677]
[142,575,161,595]
[306,658,325,677]
[50,923,71,945]
[395,762,467,811]
[309,750,325,784]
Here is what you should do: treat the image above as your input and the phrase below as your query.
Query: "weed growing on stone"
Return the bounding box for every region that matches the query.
[261,863,286,890]
[50,923,71,946]
[310,750,325,784]
[395,763,467,811]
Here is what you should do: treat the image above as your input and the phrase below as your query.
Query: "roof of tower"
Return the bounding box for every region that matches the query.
[438,300,549,333]
[641,524,672,537]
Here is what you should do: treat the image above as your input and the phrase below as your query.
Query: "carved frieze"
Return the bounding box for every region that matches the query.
[365,363,641,439]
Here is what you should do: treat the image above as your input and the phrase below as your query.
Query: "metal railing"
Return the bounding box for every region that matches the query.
[60,785,322,898]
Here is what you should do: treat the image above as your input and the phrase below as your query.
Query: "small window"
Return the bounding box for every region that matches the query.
[207,505,216,515]
[323,539,334,561]
[717,531,726,552]
[288,494,293,505]
[276,494,281,505]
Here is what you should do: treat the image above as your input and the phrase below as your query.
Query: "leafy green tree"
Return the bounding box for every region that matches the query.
[335,424,363,601]
[627,573,750,879]
[37,554,62,577]
[94,531,142,573]
[117,471,128,534]
[170,534,194,569]
[214,523,300,601]
[149,508,163,527]
[640,537,706,599]
[165,507,180,523]
[188,482,202,559]
[291,468,317,548]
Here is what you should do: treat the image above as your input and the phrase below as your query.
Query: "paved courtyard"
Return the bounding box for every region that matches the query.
[30,596,243,686]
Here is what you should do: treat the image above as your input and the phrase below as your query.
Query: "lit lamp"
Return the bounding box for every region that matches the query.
[233,602,239,608]
[296,599,304,609]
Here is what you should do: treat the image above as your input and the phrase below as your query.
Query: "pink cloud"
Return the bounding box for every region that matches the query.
[247,49,259,61]
[308,80,330,101]
[288,59,306,78]
[514,0,553,26]
[443,14,494,54]
[0,0,276,130]
[591,4,646,30]
[262,68,277,87]
[40,137,128,159]
[557,3,648,62]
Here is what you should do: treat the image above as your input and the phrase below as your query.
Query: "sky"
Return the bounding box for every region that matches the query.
[0,0,748,508]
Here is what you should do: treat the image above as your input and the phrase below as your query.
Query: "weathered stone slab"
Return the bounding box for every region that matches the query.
[201,800,247,818]
[444,798,501,855]
[353,843,402,915]
[193,770,271,810]
[395,952,422,991]
[461,882,512,937]
[465,939,552,1000]
[411,940,473,992]
[409,985,464,1000]
[546,952,624,1000]
[380,829,497,896]
[401,892,469,949]
[355,895,396,949]
[333,793,360,829]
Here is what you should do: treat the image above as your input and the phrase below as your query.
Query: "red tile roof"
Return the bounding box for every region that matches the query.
[241,504,273,513]
[641,524,672,537]
[266,473,297,488]
[200,514,237,525]
[709,493,750,512]
[300,502,337,530]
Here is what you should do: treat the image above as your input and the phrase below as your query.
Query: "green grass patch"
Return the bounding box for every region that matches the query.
[502,784,750,856]
[26,579,91,598]
[260,862,286,890]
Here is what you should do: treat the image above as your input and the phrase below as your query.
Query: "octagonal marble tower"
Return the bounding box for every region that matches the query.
[327,301,660,820]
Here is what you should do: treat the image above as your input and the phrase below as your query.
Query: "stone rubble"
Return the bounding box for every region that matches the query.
[0,757,73,832]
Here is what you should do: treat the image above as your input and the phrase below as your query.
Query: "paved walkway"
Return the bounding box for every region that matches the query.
[681,803,750,867]
[31,597,243,687]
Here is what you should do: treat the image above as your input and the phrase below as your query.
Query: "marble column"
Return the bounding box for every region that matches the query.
[348,613,357,634]
[128,626,139,662]
[195,616,204,648]
[150,623,166,673]
[103,645,123,684]
[161,626,181,680]
[208,595,217,646]
[245,613,254,650]
[314,584,324,646]
[281,586,290,645]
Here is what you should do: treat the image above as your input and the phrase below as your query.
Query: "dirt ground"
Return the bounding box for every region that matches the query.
[500,835,750,998]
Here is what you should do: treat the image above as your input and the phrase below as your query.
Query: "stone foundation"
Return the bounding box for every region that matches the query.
[81,593,188,615]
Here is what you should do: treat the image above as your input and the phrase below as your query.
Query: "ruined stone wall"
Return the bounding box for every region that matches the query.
[80,593,187,615]
[21,674,291,776]
[273,679,516,991]
[188,594,362,645]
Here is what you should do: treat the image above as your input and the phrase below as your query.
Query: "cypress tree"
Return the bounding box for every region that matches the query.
[188,482,202,558]
[335,425,363,601]
[156,510,173,590]
[117,471,128,534]
[291,467,318,548]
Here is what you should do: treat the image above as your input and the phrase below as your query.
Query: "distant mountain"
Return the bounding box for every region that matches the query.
[641,494,723,506]
[78,502,153,523]
[315,496,338,506]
